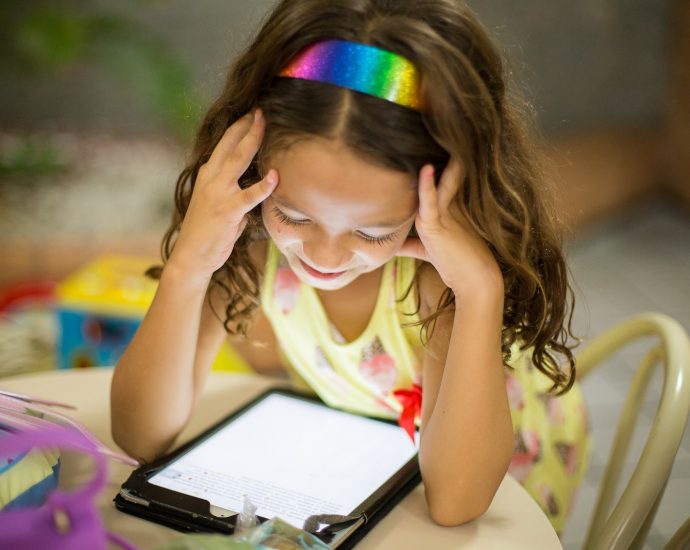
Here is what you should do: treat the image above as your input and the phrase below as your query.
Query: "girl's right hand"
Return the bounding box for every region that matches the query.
[167,110,278,285]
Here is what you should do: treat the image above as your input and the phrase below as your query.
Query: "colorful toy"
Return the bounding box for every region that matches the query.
[55,256,157,370]
[55,255,251,373]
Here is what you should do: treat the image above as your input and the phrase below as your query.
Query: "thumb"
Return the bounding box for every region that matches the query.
[397,237,427,261]
[240,169,279,212]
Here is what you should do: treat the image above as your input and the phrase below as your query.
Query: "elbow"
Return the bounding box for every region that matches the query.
[426,491,493,527]
[424,442,513,527]
[110,378,181,464]
[110,411,178,465]
[110,404,173,465]
[111,421,157,465]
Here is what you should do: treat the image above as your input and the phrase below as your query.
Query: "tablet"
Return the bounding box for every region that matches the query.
[114,388,421,548]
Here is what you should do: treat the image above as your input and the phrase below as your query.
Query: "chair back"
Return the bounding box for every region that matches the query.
[665,515,690,550]
[577,313,690,550]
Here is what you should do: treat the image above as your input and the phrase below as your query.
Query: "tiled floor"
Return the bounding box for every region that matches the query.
[560,196,690,549]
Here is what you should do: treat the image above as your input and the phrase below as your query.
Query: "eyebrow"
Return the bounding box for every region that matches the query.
[273,196,413,229]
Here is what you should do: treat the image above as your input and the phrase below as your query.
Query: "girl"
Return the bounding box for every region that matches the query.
[111,0,590,534]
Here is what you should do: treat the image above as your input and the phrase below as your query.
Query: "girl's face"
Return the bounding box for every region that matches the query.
[261,138,418,291]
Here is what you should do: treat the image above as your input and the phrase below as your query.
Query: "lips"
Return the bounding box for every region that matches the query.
[299,259,346,280]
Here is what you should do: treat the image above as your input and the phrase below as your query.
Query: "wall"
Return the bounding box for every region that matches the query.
[0,0,669,136]
[0,1,685,285]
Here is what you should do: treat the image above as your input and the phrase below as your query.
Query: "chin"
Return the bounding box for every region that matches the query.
[302,278,352,291]
[288,258,361,291]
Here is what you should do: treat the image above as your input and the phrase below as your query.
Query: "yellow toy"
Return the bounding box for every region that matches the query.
[56,255,248,373]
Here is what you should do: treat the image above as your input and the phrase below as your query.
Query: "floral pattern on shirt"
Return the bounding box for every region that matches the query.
[509,429,541,482]
[359,336,397,394]
[537,392,566,425]
[537,484,560,517]
[274,266,300,314]
[506,372,525,411]
[315,345,335,372]
[554,442,578,475]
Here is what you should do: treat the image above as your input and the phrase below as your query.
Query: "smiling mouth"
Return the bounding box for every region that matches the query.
[299,259,347,280]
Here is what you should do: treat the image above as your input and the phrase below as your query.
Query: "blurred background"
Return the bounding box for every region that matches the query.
[0,1,688,548]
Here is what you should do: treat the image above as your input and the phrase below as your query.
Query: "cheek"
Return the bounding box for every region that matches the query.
[349,220,415,266]
[364,223,414,263]
[353,236,406,267]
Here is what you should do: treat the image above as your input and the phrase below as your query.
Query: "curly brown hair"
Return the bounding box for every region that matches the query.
[152,0,579,394]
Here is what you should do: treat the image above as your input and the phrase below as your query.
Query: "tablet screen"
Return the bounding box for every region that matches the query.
[148,393,418,529]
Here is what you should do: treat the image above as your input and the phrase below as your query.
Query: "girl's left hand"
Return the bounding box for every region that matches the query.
[397,159,503,300]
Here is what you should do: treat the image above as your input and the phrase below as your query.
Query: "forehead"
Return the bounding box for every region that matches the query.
[266,138,417,223]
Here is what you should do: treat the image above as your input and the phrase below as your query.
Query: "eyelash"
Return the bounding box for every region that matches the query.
[272,207,398,246]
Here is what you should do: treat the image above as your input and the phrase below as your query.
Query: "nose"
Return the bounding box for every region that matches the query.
[301,235,352,272]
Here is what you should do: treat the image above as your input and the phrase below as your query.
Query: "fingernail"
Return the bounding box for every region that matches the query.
[266,170,277,185]
[255,108,263,122]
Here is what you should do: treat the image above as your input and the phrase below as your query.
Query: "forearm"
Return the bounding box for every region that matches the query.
[111,263,210,462]
[111,112,276,461]
[419,292,514,526]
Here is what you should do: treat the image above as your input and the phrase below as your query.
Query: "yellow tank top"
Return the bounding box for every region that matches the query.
[260,240,423,421]
[259,240,591,534]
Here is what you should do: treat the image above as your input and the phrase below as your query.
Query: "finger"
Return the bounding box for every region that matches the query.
[238,169,279,214]
[396,236,427,261]
[205,112,255,174]
[221,109,266,182]
[418,165,439,223]
[437,158,463,212]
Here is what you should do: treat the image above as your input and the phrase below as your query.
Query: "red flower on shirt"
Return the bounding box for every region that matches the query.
[393,383,422,444]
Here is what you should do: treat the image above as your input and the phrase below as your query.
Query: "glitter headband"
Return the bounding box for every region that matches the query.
[279,39,422,110]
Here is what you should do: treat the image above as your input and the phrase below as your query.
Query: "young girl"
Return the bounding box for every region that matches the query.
[111,0,590,534]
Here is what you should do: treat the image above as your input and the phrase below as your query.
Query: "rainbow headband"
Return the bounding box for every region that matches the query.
[279,39,422,110]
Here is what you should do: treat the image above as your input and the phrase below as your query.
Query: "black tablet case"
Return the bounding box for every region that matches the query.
[114,388,421,548]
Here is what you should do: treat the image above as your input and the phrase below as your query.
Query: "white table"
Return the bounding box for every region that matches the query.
[1,368,562,549]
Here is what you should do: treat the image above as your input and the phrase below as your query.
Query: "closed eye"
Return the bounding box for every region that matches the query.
[272,206,309,226]
[272,206,399,246]
[356,231,399,245]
